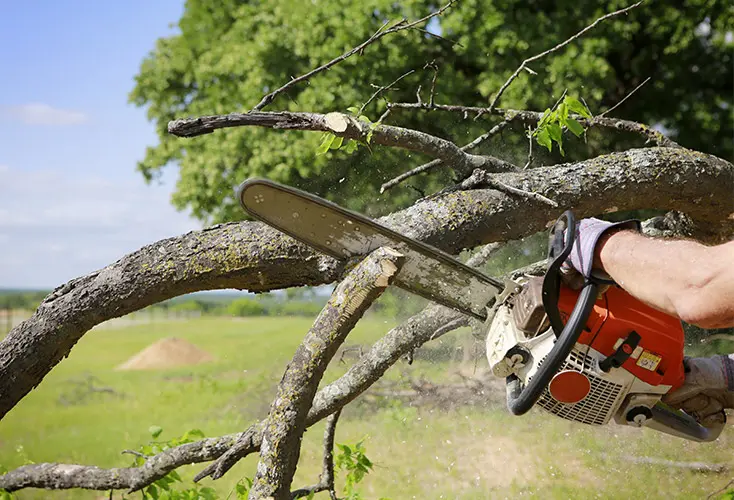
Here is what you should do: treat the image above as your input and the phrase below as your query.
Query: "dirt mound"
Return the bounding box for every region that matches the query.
[116,337,214,370]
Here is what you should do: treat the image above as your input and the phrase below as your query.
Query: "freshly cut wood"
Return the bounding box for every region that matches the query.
[116,337,213,370]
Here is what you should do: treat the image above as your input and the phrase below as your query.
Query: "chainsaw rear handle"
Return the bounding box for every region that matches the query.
[506,210,600,416]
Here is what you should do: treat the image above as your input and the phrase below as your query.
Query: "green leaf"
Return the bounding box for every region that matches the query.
[537,108,552,127]
[146,484,159,500]
[346,106,360,115]
[0,490,13,500]
[565,117,584,137]
[330,135,344,150]
[148,425,163,439]
[343,139,358,153]
[167,470,182,482]
[306,492,316,500]
[557,102,568,122]
[316,133,336,155]
[535,127,552,152]
[184,429,205,440]
[563,96,592,118]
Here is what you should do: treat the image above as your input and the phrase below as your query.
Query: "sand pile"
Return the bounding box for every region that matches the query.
[116,337,214,370]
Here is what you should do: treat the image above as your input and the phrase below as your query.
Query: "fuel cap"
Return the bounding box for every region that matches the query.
[548,370,591,404]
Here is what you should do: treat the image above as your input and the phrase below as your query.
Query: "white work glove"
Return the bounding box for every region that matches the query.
[662,354,734,427]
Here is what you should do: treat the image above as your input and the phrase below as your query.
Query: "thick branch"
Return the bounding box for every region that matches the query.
[248,247,404,499]
[250,0,456,111]
[1,148,731,424]
[168,110,516,176]
[388,102,680,148]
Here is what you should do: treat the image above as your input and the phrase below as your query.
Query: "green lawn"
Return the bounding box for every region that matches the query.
[1,316,732,499]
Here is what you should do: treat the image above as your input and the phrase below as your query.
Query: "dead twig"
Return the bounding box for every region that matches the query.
[380,119,513,192]
[459,168,559,207]
[250,0,457,111]
[599,76,651,117]
[291,410,341,500]
[487,1,643,111]
[359,69,416,116]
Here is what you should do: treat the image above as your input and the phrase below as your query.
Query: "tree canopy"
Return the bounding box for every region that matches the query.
[130,0,732,223]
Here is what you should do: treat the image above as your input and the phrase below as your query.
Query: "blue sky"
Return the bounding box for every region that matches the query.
[0,1,203,288]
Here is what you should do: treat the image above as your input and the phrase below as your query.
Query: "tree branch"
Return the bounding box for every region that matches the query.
[488,1,643,111]
[290,410,340,500]
[1,148,730,424]
[168,110,516,176]
[250,0,457,111]
[248,247,404,499]
[388,102,681,148]
[380,119,513,193]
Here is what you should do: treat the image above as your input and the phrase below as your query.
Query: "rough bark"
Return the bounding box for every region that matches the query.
[168,110,517,175]
[248,247,404,499]
[0,147,731,423]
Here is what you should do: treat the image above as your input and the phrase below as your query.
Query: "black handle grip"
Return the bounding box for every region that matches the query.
[506,210,599,416]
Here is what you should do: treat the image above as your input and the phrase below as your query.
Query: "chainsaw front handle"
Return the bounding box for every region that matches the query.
[506,280,599,415]
[506,211,600,416]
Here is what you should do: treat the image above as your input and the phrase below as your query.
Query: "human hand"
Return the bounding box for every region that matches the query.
[662,355,734,427]
[560,217,640,288]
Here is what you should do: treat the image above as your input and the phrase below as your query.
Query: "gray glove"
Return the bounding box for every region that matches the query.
[561,217,640,286]
[662,355,734,426]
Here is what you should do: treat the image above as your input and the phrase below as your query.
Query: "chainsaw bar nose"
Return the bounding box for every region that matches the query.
[548,370,591,404]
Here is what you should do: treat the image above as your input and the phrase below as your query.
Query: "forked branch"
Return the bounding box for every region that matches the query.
[248,247,404,499]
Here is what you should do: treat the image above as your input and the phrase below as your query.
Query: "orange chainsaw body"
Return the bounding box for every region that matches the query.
[557,285,686,391]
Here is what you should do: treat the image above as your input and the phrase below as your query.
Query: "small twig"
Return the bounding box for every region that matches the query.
[599,76,651,117]
[291,410,341,499]
[488,1,643,111]
[426,61,439,107]
[120,450,149,459]
[250,0,457,111]
[459,169,558,207]
[380,120,512,192]
[708,478,734,500]
[359,69,416,116]
[523,126,534,169]
[414,27,463,47]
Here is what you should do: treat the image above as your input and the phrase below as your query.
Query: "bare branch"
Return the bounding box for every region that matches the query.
[250,0,457,111]
[248,247,404,498]
[0,434,244,492]
[523,126,534,169]
[380,119,513,192]
[290,410,341,500]
[168,110,516,176]
[459,168,559,207]
[488,1,643,110]
[359,69,415,116]
[388,102,681,148]
[600,76,651,117]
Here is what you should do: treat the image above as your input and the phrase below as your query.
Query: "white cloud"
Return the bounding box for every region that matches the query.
[2,103,88,126]
[0,165,201,288]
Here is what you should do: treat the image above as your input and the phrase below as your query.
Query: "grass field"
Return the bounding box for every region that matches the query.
[1,316,733,499]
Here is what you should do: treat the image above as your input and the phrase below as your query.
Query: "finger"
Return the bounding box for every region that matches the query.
[701,411,727,427]
[680,394,712,414]
[663,385,704,407]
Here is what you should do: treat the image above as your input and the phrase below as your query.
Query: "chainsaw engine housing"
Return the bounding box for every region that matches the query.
[486,277,686,429]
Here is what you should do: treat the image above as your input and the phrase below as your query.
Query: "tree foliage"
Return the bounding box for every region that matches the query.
[131,0,732,223]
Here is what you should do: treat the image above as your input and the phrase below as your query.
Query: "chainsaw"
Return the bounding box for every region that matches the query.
[237,178,724,442]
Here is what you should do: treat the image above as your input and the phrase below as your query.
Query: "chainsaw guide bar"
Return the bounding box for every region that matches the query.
[238,179,504,320]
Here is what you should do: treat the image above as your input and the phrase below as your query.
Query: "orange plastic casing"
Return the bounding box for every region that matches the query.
[557,285,686,391]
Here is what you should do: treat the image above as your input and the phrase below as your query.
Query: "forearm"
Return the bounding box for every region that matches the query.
[595,231,734,328]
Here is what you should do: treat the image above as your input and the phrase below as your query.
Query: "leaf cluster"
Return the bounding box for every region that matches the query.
[533,96,592,155]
